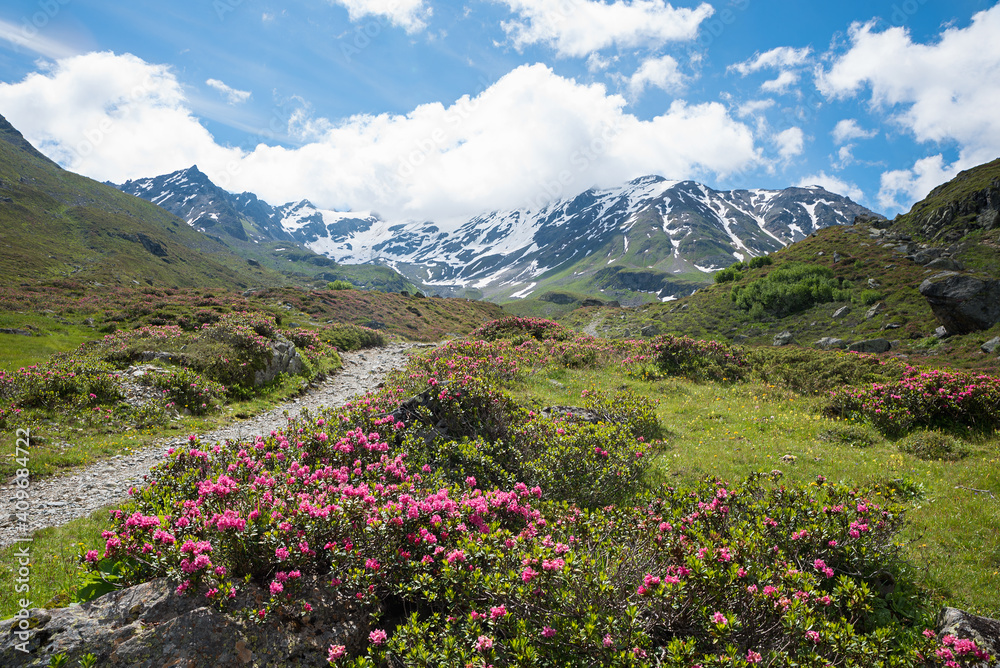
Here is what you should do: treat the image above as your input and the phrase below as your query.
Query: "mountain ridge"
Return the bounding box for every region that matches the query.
[118,167,880,303]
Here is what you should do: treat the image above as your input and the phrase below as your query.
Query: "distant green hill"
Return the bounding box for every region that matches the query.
[0,114,284,289]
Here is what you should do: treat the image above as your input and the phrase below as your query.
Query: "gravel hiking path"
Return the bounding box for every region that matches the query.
[583,313,605,338]
[0,343,430,549]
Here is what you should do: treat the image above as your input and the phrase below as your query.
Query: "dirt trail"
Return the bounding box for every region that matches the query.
[0,343,426,548]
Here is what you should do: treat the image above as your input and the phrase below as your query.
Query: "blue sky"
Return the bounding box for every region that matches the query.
[0,0,997,224]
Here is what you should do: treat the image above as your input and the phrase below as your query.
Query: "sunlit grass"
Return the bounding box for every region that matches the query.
[515,364,1000,618]
[0,509,112,618]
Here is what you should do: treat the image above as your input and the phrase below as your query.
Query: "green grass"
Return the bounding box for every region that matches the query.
[512,364,1000,618]
[0,509,112,616]
[0,320,95,370]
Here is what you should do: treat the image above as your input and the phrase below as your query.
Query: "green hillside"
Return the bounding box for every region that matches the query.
[0,115,283,289]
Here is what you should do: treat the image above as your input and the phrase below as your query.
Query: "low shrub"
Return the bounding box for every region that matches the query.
[471,317,571,343]
[319,324,387,351]
[747,348,906,395]
[826,367,1000,436]
[731,263,852,317]
[149,368,227,415]
[897,430,970,461]
[818,423,882,448]
[624,335,749,383]
[581,387,662,441]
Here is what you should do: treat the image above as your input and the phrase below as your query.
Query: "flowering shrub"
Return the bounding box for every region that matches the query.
[471,317,572,343]
[624,335,749,382]
[149,368,227,415]
[826,367,1000,436]
[2,357,122,409]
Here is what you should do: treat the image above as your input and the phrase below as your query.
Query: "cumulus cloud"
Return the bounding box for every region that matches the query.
[0,51,240,183]
[728,46,811,76]
[797,171,865,203]
[877,155,957,211]
[496,0,714,58]
[628,54,685,97]
[206,78,252,105]
[735,98,775,118]
[326,0,431,33]
[0,53,761,224]
[773,126,804,160]
[831,118,876,144]
[760,70,798,94]
[817,6,1000,207]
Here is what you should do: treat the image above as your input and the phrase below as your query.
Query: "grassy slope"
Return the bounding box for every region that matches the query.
[0,116,286,290]
[558,221,1000,372]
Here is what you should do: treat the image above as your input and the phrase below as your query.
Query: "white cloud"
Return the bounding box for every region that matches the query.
[760,70,798,94]
[797,171,865,203]
[206,78,252,105]
[831,118,876,144]
[817,7,1000,207]
[773,127,804,160]
[0,52,240,183]
[729,46,811,76]
[628,54,685,97]
[496,0,714,58]
[0,53,761,224]
[326,0,431,33]
[877,155,957,211]
[735,98,775,118]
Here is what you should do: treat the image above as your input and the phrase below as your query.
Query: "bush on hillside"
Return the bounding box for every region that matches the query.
[731,263,852,317]
[826,367,1000,436]
[471,317,571,343]
[746,348,906,395]
[897,430,970,461]
[624,335,749,382]
[318,324,387,351]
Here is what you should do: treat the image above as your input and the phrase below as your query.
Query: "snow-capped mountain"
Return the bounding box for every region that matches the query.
[117,168,880,301]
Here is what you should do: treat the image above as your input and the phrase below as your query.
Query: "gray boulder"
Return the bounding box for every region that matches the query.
[934,326,950,339]
[936,607,1000,667]
[982,336,1000,355]
[847,338,891,354]
[865,302,887,320]
[919,272,1000,334]
[832,305,851,319]
[254,339,304,386]
[925,257,963,271]
[815,337,847,350]
[773,331,794,346]
[0,578,365,667]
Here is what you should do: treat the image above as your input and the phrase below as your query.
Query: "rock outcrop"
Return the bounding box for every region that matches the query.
[254,339,305,386]
[847,338,891,354]
[0,578,365,667]
[936,607,1000,667]
[918,272,1000,334]
[815,337,847,350]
